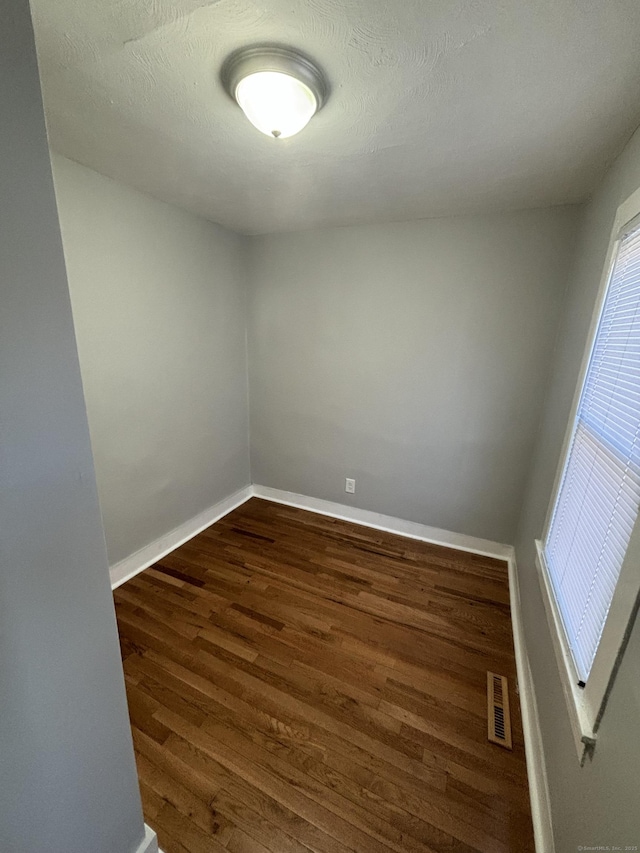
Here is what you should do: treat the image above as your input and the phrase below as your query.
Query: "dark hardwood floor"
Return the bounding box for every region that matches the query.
[114,497,535,853]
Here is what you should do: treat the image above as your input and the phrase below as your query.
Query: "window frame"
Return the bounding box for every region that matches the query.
[536,184,640,765]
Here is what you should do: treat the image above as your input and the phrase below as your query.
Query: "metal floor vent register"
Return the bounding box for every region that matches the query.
[487,671,512,750]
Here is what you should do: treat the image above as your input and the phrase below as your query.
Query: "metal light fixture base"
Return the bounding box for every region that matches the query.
[220,45,329,112]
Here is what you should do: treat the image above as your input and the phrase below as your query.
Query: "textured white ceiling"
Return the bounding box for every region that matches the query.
[32,0,640,234]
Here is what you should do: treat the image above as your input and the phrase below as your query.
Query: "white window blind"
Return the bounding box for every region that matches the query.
[545,221,640,683]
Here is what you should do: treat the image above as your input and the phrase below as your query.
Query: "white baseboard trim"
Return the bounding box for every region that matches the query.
[111,484,512,592]
[251,485,513,561]
[135,824,158,853]
[110,485,253,589]
[508,556,555,853]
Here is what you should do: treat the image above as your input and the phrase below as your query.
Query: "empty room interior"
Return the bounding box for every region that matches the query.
[5,0,640,851]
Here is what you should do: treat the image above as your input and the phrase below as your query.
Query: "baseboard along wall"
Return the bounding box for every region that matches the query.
[136,824,158,853]
[109,485,253,589]
[111,483,553,853]
[252,485,513,560]
[508,556,555,853]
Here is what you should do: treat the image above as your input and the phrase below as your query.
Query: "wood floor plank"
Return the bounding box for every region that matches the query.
[115,497,535,853]
[168,734,356,853]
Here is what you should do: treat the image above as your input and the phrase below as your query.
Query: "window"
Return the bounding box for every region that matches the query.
[536,186,640,763]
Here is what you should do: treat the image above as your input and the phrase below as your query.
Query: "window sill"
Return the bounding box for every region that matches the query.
[534,540,597,765]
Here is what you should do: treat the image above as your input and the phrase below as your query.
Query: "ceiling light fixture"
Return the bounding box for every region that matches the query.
[221,45,328,140]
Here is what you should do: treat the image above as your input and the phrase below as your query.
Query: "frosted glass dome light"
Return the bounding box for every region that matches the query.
[235,71,316,139]
[221,46,328,140]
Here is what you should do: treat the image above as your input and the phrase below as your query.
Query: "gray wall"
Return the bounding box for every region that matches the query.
[51,155,251,567]
[515,127,640,849]
[0,2,148,851]
[247,208,581,544]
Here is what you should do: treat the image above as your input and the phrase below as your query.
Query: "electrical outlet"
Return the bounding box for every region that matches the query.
[345,478,355,494]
